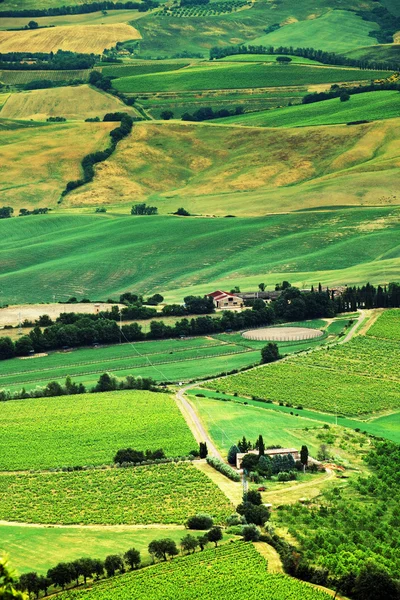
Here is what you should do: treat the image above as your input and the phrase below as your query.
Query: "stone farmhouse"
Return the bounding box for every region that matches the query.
[207,290,244,310]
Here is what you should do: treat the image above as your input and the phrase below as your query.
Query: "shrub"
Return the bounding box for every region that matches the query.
[206,456,240,481]
[242,524,261,541]
[186,514,213,530]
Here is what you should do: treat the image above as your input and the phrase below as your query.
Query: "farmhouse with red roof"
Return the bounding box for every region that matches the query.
[207,290,244,310]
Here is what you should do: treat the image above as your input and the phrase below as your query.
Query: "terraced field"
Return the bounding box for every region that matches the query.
[217,91,400,128]
[207,334,400,416]
[57,542,331,600]
[1,207,400,304]
[112,63,391,93]
[0,390,196,470]
[0,463,233,525]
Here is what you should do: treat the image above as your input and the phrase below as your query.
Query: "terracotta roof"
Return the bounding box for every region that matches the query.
[207,290,238,299]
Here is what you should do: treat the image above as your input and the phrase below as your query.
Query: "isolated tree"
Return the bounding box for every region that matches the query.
[180,534,199,554]
[207,526,223,547]
[276,56,292,64]
[47,562,73,590]
[300,445,309,471]
[340,92,350,102]
[245,490,262,506]
[227,445,240,465]
[199,442,208,458]
[0,206,13,219]
[104,555,124,577]
[174,207,190,216]
[124,548,141,570]
[28,20,39,28]
[257,434,265,456]
[160,110,174,120]
[261,342,280,364]
[242,524,261,542]
[148,539,178,562]
[258,283,265,292]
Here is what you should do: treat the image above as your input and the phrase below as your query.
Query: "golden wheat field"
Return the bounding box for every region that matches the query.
[0,85,140,121]
[0,23,141,54]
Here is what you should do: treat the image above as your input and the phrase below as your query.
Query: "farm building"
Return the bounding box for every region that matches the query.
[207,290,244,310]
[236,448,300,469]
[237,290,281,303]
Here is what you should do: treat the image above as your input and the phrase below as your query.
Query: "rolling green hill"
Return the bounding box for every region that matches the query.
[0,207,399,304]
[215,91,400,127]
[112,62,390,93]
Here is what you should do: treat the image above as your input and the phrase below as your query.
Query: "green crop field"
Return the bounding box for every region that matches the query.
[101,62,190,78]
[216,91,400,128]
[0,336,262,392]
[367,309,400,341]
[112,63,390,93]
[0,390,196,470]
[0,69,91,85]
[250,10,380,53]
[1,207,400,304]
[57,542,331,600]
[206,333,400,416]
[0,463,233,525]
[0,524,212,575]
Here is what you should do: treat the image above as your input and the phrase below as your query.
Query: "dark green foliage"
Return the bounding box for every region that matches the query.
[148,539,179,561]
[206,526,223,547]
[241,453,259,472]
[257,434,265,456]
[174,207,190,216]
[199,442,208,458]
[124,548,141,570]
[186,514,213,530]
[0,50,96,70]
[182,106,244,122]
[146,293,164,305]
[237,436,252,453]
[353,563,399,600]
[114,447,166,464]
[300,445,309,467]
[0,2,157,18]
[227,445,240,465]
[0,338,15,360]
[180,534,199,554]
[24,80,53,90]
[244,490,262,506]
[160,110,174,120]
[242,524,261,542]
[104,555,124,577]
[19,207,50,216]
[131,203,158,215]
[206,456,241,481]
[340,92,350,102]
[237,502,270,526]
[184,296,214,314]
[0,206,13,219]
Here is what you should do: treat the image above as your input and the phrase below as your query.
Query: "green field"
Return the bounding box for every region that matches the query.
[0,390,196,470]
[0,69,91,85]
[344,44,400,64]
[1,524,215,575]
[216,91,400,128]
[1,207,400,304]
[101,62,190,78]
[57,542,331,600]
[206,334,400,416]
[367,309,400,341]
[220,54,322,64]
[250,10,380,53]
[0,463,233,525]
[112,62,390,93]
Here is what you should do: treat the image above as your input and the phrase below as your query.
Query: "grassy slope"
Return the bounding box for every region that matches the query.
[0,120,114,210]
[0,85,139,121]
[344,44,400,63]
[250,10,380,53]
[0,390,196,470]
[0,207,400,303]
[64,119,400,215]
[220,54,323,64]
[216,91,400,127]
[0,525,212,575]
[112,63,390,93]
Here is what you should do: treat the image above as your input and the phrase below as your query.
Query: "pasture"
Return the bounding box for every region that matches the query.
[0,524,212,575]
[216,91,400,128]
[0,23,140,54]
[112,62,390,93]
[0,390,196,470]
[0,463,233,525]
[0,120,113,210]
[0,85,139,121]
[64,119,400,215]
[207,334,400,416]
[1,207,400,304]
[250,10,380,53]
[55,542,332,600]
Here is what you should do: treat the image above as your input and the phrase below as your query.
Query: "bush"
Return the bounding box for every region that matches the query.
[186,514,213,530]
[206,456,240,481]
[242,524,261,542]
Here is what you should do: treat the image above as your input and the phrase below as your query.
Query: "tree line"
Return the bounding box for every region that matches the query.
[209,44,399,72]
[181,105,244,122]
[338,282,400,311]
[0,50,96,70]
[60,113,133,198]
[0,1,157,18]
[302,80,400,105]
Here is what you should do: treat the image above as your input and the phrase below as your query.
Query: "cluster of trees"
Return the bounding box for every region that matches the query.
[237,490,270,527]
[0,206,13,219]
[357,5,400,44]
[181,106,244,121]
[274,441,400,600]
[0,1,157,18]
[61,113,133,197]
[0,372,157,402]
[0,50,96,70]
[338,282,400,311]
[302,80,400,105]
[209,44,399,72]
[19,207,50,216]
[114,447,166,464]
[131,203,158,215]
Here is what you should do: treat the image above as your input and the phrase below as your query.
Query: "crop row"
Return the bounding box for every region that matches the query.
[367,309,400,341]
[58,542,331,600]
[0,390,195,471]
[0,463,233,525]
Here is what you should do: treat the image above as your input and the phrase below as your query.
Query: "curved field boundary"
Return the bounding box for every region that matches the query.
[243,326,323,342]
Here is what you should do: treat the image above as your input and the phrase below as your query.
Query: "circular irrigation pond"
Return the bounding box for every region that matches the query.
[242,326,323,342]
